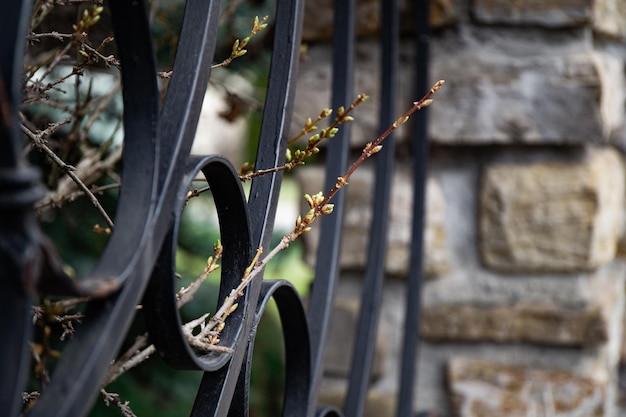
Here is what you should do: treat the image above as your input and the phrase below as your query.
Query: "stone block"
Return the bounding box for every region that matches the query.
[319,387,397,417]
[448,357,605,417]
[322,297,387,380]
[293,41,412,149]
[480,148,624,273]
[301,0,457,42]
[296,166,449,277]
[430,50,624,144]
[472,0,593,27]
[593,0,626,38]
[421,303,606,346]
[420,256,626,350]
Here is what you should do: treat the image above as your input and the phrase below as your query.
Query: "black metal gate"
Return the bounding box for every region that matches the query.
[0,0,431,416]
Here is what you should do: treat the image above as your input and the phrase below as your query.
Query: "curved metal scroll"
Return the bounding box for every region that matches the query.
[2,0,430,415]
[143,155,253,372]
[0,2,46,415]
[2,0,307,415]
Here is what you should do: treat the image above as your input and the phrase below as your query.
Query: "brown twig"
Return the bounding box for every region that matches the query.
[191,80,445,350]
[22,121,115,229]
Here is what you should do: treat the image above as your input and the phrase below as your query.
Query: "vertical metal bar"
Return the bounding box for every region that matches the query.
[248,0,304,253]
[0,0,30,168]
[396,1,431,416]
[307,0,355,411]
[0,1,47,416]
[343,0,398,416]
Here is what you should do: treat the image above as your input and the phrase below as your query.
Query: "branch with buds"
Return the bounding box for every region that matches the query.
[186,80,445,352]
[104,80,444,387]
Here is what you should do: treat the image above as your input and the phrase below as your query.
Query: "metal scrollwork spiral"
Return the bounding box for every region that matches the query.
[3,0,434,413]
[1,0,312,415]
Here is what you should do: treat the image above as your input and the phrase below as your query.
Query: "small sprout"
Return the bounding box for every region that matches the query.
[336,177,348,188]
[303,227,312,233]
[216,321,225,333]
[321,204,334,215]
[431,79,445,93]
[320,108,332,118]
[369,145,383,154]
[228,303,238,315]
[393,115,409,128]
[304,194,314,208]
[308,133,320,145]
[304,208,315,223]
[312,192,324,205]
[285,148,292,162]
[421,98,433,108]
[93,224,111,235]
[239,162,254,176]
[336,106,345,117]
[295,216,303,228]
[214,240,223,254]
[326,127,339,138]
[341,116,354,123]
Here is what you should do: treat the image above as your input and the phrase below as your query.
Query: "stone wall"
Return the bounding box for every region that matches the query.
[293,0,626,416]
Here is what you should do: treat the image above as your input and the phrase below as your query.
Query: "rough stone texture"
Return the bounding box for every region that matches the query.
[318,387,396,417]
[293,41,413,148]
[322,297,386,380]
[448,357,606,417]
[480,148,625,273]
[593,0,626,39]
[421,303,606,346]
[296,166,449,277]
[332,261,626,415]
[472,0,593,27]
[301,0,457,42]
[430,49,624,145]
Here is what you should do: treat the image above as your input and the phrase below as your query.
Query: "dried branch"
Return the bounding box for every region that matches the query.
[22,121,115,229]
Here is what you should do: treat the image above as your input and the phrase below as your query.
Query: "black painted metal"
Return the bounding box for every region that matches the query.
[307,2,355,414]
[344,0,399,415]
[397,1,432,416]
[0,1,54,416]
[1,0,431,416]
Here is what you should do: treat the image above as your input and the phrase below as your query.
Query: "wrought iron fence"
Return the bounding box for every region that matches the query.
[0,0,430,416]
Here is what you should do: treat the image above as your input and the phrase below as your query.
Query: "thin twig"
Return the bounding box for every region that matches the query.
[192,81,445,349]
[319,80,444,209]
[22,121,115,229]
